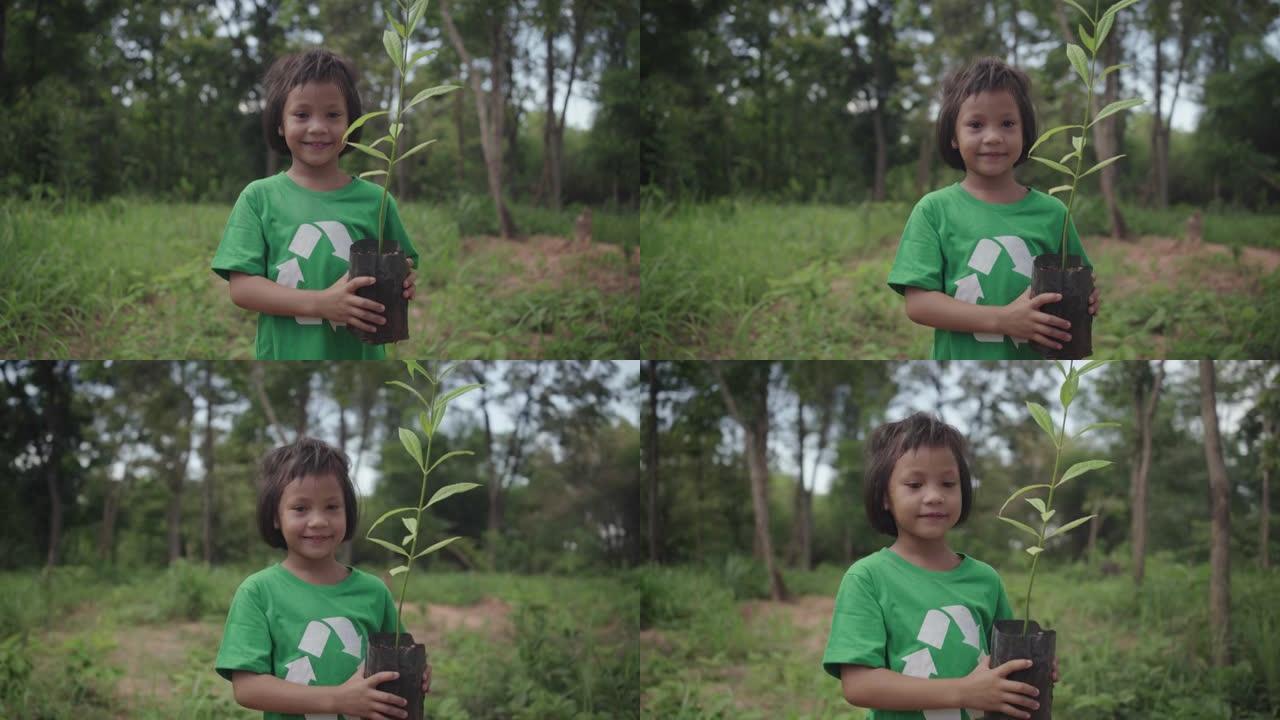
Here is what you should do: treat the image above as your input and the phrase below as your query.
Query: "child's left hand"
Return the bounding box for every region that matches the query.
[404,258,417,301]
[1088,281,1100,316]
[422,662,432,694]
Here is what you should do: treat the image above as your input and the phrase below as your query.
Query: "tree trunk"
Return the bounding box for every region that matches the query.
[1091,18,1129,239]
[870,96,887,202]
[1148,21,1166,209]
[440,0,519,239]
[100,462,128,565]
[1130,361,1163,585]
[453,70,466,190]
[36,363,70,569]
[1262,414,1272,571]
[789,396,806,567]
[914,112,932,198]
[645,361,660,563]
[202,364,216,565]
[479,380,502,544]
[1200,359,1232,667]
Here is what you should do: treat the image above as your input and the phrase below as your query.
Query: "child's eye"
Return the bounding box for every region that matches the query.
[1003,120,1016,127]
[944,482,957,487]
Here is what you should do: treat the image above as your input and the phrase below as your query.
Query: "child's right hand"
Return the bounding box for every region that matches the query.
[333,661,409,720]
[999,289,1073,349]
[317,274,385,333]
[961,655,1041,719]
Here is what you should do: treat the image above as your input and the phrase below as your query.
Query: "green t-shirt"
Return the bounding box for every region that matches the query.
[822,548,1015,720]
[215,563,405,720]
[887,183,1092,360]
[212,172,420,360]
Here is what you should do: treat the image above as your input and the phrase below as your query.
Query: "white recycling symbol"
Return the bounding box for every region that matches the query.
[283,616,364,720]
[275,221,355,329]
[953,235,1034,346]
[900,605,983,720]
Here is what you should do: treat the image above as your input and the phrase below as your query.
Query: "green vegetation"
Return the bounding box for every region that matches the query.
[0,199,641,358]
[637,557,1280,720]
[641,202,1280,358]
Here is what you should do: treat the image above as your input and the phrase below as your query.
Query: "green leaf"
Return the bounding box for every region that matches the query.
[384,29,404,73]
[1026,402,1058,445]
[1094,10,1115,50]
[426,451,475,477]
[1041,509,1056,523]
[389,122,403,140]
[368,537,410,558]
[999,484,1053,516]
[1101,0,1142,22]
[412,535,461,560]
[1075,421,1122,439]
[366,507,415,536]
[410,47,439,66]
[405,360,431,384]
[401,517,418,535]
[399,427,423,469]
[1026,497,1048,514]
[998,515,1042,540]
[1066,43,1090,86]
[406,84,461,112]
[1048,185,1073,196]
[389,565,409,576]
[386,380,428,408]
[426,482,482,508]
[1027,124,1082,157]
[1071,135,1084,153]
[419,411,431,437]
[1054,361,1068,378]
[1079,154,1127,179]
[1101,63,1131,79]
[343,110,389,142]
[1030,155,1076,177]
[1059,150,1078,165]
[409,0,428,34]
[1063,0,1094,22]
[1060,372,1079,409]
[1059,460,1113,486]
[359,170,388,179]
[1079,360,1110,376]
[1078,24,1095,53]
[386,10,406,39]
[1090,98,1145,127]
[402,534,414,545]
[434,383,482,413]
[348,141,390,163]
[398,139,438,163]
[1045,514,1098,540]
[1026,546,1044,556]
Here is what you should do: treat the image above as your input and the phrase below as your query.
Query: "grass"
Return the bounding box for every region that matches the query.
[636,555,1280,719]
[0,198,642,359]
[0,562,638,719]
[641,200,1280,358]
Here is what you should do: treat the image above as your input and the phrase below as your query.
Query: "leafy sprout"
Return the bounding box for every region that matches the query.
[998,360,1119,635]
[1026,0,1145,267]
[365,360,481,649]
[341,0,460,253]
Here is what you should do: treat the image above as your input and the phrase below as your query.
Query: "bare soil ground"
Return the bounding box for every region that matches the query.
[456,234,639,297]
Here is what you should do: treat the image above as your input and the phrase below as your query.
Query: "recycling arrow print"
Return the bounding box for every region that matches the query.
[901,605,983,720]
[280,221,358,329]
[284,616,364,720]
[957,235,1035,346]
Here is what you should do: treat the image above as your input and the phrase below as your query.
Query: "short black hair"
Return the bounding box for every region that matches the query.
[864,412,973,536]
[261,48,363,157]
[936,56,1037,171]
[257,437,358,549]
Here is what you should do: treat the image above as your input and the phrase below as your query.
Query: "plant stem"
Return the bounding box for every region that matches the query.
[1024,360,1075,635]
[376,6,413,253]
[1059,2,1101,268]
[393,376,437,653]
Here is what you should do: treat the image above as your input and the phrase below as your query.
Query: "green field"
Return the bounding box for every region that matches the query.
[637,555,1280,719]
[0,562,639,719]
[0,199,643,359]
[640,200,1280,358]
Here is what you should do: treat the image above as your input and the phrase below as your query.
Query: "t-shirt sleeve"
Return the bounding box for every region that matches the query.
[212,187,268,282]
[888,198,945,296]
[215,579,273,681]
[822,569,888,679]
[383,195,420,270]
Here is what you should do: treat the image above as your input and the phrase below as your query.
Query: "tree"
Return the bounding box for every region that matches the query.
[644,360,660,562]
[1129,361,1163,585]
[1199,359,1231,667]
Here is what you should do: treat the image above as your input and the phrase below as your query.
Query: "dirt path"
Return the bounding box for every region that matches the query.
[459,234,639,296]
[739,595,835,656]
[1094,234,1280,296]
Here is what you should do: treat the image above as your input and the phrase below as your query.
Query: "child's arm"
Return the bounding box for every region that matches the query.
[904,287,1074,350]
[228,272,386,334]
[232,667,409,719]
[841,657,1041,720]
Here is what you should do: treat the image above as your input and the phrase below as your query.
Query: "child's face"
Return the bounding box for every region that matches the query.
[884,445,962,541]
[275,473,347,562]
[278,81,350,172]
[951,89,1023,180]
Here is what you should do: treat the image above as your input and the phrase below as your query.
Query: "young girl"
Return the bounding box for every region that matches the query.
[212,48,418,360]
[888,57,1101,360]
[822,413,1058,720]
[216,438,431,720]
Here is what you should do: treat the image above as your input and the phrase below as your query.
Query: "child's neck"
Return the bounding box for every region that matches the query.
[961,171,1027,204]
[890,535,960,571]
[287,163,350,192]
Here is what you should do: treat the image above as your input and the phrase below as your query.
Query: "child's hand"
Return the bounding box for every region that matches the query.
[334,662,408,720]
[1088,281,1100,316]
[404,258,417,301]
[961,655,1040,720]
[999,289,1073,350]
[317,273,385,333]
[422,662,432,694]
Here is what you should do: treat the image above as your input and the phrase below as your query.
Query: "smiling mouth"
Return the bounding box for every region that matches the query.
[304,142,332,149]
[920,514,948,519]
[303,535,332,542]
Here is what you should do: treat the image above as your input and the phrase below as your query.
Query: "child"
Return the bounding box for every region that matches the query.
[822,413,1058,720]
[216,438,431,720]
[212,48,418,360]
[889,57,1101,359]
